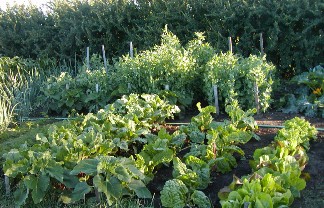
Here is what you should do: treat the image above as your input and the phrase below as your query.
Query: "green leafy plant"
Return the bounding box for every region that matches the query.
[219,117,317,207]
[282,65,324,118]
[2,93,180,206]
[40,69,113,116]
[160,178,212,208]
[160,179,189,208]
[203,53,275,112]
[136,129,176,180]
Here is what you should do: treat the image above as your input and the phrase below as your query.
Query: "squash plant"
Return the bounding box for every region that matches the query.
[40,69,113,116]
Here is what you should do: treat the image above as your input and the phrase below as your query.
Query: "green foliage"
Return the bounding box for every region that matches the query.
[282,65,324,118]
[0,56,73,127]
[172,156,210,190]
[204,53,275,112]
[2,94,179,206]
[0,0,322,76]
[220,174,293,208]
[160,179,189,208]
[225,100,258,132]
[40,69,112,116]
[137,129,176,180]
[114,27,203,108]
[160,178,212,208]
[180,103,257,173]
[275,117,317,151]
[191,190,212,208]
[219,117,317,207]
[0,57,45,128]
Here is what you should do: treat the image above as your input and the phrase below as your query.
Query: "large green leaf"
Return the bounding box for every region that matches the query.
[62,169,79,188]
[13,182,29,207]
[115,166,131,183]
[24,174,50,204]
[45,161,64,183]
[152,148,174,165]
[70,159,99,175]
[128,179,152,198]
[93,175,122,205]
[71,182,92,201]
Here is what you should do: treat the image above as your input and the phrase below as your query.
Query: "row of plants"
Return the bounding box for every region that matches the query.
[40,28,275,116]
[0,57,43,131]
[2,94,262,207]
[160,101,260,208]
[218,117,318,207]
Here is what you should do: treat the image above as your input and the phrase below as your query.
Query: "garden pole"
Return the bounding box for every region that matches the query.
[128,83,131,93]
[260,33,264,57]
[165,84,170,90]
[86,47,90,70]
[5,175,10,195]
[75,52,77,74]
[95,188,100,202]
[102,45,108,74]
[213,85,220,115]
[130,42,134,58]
[254,82,260,114]
[228,37,233,53]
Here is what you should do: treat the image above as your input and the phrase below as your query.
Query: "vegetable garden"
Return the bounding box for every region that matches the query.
[0,0,324,207]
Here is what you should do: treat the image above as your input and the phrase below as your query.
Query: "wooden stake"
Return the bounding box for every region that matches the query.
[228,37,233,53]
[102,45,108,74]
[5,176,10,195]
[254,82,260,114]
[165,84,170,90]
[129,42,134,58]
[260,33,264,57]
[95,188,100,202]
[213,85,220,115]
[74,52,77,74]
[86,47,90,70]
[96,84,99,93]
[128,83,131,93]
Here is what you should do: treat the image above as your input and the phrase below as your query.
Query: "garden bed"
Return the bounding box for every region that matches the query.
[1,109,323,207]
[150,111,324,207]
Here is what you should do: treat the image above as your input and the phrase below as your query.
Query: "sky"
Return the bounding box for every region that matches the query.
[0,0,49,10]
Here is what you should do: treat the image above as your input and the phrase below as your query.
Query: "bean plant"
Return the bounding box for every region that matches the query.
[203,53,276,112]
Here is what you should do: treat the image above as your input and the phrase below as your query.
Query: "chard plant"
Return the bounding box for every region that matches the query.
[161,103,260,208]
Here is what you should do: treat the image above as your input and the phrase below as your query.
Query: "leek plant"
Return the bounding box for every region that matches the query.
[0,94,15,131]
[0,57,48,130]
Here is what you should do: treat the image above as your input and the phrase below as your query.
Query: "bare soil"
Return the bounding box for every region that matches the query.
[149,111,324,207]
